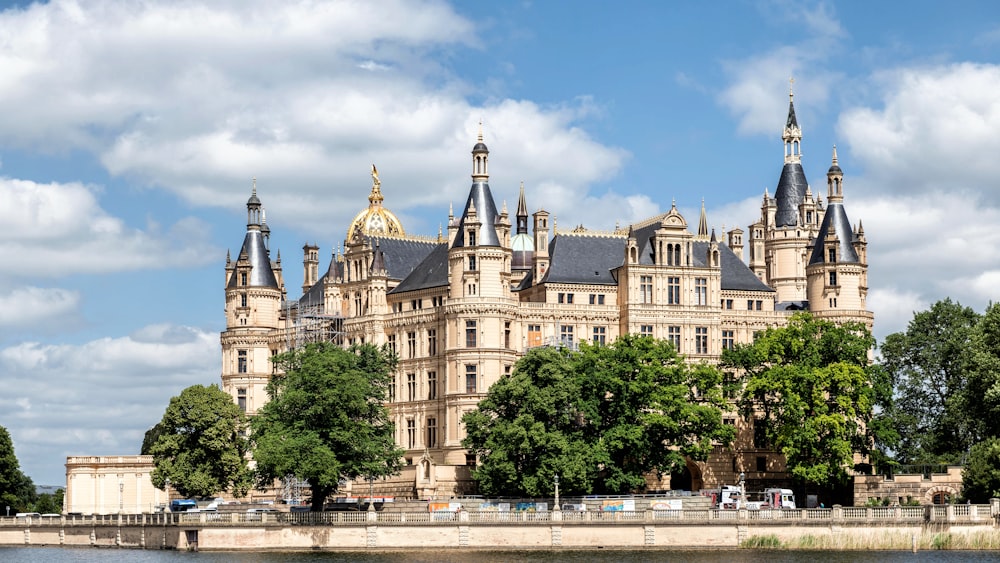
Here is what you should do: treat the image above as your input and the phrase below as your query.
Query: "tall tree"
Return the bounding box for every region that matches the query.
[724,313,885,488]
[962,302,1000,443]
[0,425,36,513]
[149,384,251,499]
[251,342,404,511]
[463,335,734,496]
[880,299,979,464]
[961,437,1000,503]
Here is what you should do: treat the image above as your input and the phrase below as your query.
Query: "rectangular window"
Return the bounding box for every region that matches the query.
[753,419,769,448]
[504,322,511,349]
[722,330,735,350]
[725,299,733,309]
[465,453,477,467]
[560,325,574,346]
[829,271,837,286]
[668,277,681,305]
[558,293,565,304]
[640,324,654,336]
[237,388,247,412]
[640,275,653,304]
[426,417,437,448]
[237,350,247,374]
[407,331,417,358]
[756,300,763,311]
[566,293,574,304]
[240,293,247,307]
[592,326,606,345]
[468,256,476,271]
[747,300,754,311]
[465,364,477,394]
[589,294,596,305]
[427,371,437,400]
[240,272,247,286]
[387,334,397,355]
[828,248,836,262]
[407,373,416,402]
[668,326,681,351]
[427,329,437,356]
[695,278,707,306]
[466,320,477,348]
[407,419,416,448]
[696,327,708,354]
[527,324,542,348]
[757,456,767,473]
[389,376,396,402]
[598,294,605,305]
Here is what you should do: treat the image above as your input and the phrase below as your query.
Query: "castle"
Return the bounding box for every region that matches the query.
[220,92,872,498]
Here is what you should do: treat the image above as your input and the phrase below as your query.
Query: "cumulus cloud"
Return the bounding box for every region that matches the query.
[717,2,845,136]
[0,324,220,484]
[0,286,81,328]
[839,63,1000,201]
[0,0,630,243]
[0,177,218,277]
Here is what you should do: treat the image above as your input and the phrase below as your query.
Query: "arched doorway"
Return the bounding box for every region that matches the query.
[669,460,704,492]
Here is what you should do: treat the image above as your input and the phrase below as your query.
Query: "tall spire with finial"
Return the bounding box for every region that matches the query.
[697,198,709,239]
[516,181,529,234]
[783,77,802,164]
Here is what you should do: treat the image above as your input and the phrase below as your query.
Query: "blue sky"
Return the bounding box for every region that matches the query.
[2,0,1000,485]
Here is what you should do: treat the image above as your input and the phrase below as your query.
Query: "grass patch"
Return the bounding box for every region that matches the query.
[742,534,783,549]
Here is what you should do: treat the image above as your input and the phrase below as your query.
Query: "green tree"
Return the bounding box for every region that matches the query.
[463,335,734,496]
[961,437,1000,503]
[962,302,1000,443]
[0,425,36,513]
[149,384,251,499]
[880,299,979,464]
[140,421,166,456]
[33,488,64,514]
[251,342,404,511]
[724,313,884,488]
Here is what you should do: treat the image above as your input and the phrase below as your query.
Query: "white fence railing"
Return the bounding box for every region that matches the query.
[0,505,994,527]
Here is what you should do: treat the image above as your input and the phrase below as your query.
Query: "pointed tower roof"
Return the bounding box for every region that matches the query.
[453,133,501,248]
[516,181,529,234]
[775,82,809,227]
[229,182,279,289]
[809,151,859,266]
[697,198,709,239]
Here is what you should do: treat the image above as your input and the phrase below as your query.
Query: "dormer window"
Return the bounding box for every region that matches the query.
[240,272,247,286]
[468,231,476,246]
[828,248,836,263]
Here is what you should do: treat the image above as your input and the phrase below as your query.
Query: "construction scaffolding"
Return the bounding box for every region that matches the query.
[283,297,345,351]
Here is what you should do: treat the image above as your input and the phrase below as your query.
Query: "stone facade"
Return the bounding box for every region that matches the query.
[220,94,873,499]
[854,466,964,506]
[64,455,163,515]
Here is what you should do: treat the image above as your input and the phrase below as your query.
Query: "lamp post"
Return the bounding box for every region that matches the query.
[367,476,375,512]
[738,472,746,510]
[554,474,560,511]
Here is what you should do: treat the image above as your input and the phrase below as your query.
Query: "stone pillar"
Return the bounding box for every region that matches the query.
[990,498,999,518]
[946,504,955,523]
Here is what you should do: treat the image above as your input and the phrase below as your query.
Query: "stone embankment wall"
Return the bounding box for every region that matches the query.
[1,504,998,551]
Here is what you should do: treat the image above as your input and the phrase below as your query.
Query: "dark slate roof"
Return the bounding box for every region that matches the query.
[710,242,774,292]
[299,273,325,308]
[389,243,449,294]
[371,237,439,280]
[808,203,859,266]
[543,235,623,285]
[774,162,809,227]
[539,230,772,293]
[227,230,279,288]
[776,300,808,311]
[452,182,501,248]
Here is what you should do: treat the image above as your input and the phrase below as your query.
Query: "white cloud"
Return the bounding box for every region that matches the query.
[717,3,845,136]
[0,286,81,328]
[0,177,218,277]
[0,324,219,484]
[0,0,630,243]
[839,63,1000,201]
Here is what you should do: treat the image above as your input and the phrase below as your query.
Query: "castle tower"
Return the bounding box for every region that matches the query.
[302,243,319,295]
[806,147,872,328]
[759,85,820,304]
[221,181,284,415]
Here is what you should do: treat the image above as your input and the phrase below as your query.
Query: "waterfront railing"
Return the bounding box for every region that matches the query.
[1,504,995,527]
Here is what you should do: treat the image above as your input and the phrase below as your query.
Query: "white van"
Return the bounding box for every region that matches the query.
[763,488,796,509]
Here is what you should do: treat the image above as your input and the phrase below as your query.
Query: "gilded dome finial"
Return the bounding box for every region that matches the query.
[369,163,383,205]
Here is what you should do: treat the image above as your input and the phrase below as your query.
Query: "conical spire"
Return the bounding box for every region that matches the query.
[783,78,802,165]
[697,198,709,239]
[516,181,529,234]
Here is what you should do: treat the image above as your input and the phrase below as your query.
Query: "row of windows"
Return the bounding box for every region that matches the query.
[390,371,438,402]
[638,276,709,306]
[405,416,437,449]
[388,329,438,358]
[391,295,445,313]
[721,299,764,311]
[634,327,736,353]
[555,293,607,305]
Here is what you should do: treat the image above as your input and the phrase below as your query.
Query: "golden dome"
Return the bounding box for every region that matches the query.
[346,164,405,242]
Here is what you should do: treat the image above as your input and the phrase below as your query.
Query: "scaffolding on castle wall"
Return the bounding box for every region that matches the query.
[283,297,345,351]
